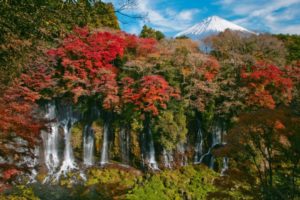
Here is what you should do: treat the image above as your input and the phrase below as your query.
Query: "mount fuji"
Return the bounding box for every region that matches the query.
[175,16,255,40]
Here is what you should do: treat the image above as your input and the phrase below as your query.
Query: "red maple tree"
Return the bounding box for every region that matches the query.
[121,75,180,116]
[46,27,127,109]
[122,33,158,57]
[46,27,158,109]
[0,82,41,143]
[241,62,293,109]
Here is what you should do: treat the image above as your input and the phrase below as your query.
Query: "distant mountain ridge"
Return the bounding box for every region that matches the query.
[175,16,254,39]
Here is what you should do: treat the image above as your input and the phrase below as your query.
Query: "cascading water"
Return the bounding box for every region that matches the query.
[195,121,224,169]
[221,157,229,176]
[147,129,158,169]
[210,156,215,169]
[83,124,94,166]
[83,105,99,166]
[140,114,159,170]
[41,103,60,176]
[177,142,188,166]
[212,125,222,147]
[209,124,222,169]
[194,127,204,164]
[119,126,130,165]
[221,128,228,175]
[38,102,231,179]
[56,105,79,178]
[100,118,110,165]
[163,149,173,169]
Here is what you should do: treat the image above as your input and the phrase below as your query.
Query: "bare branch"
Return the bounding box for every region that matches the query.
[111,0,147,22]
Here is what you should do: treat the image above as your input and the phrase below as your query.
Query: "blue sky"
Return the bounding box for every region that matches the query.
[103,0,300,36]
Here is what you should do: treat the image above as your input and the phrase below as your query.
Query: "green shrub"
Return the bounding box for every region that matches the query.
[127,165,217,200]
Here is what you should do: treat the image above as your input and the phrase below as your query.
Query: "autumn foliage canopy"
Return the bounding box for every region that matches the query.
[121,75,180,116]
[0,27,163,137]
[241,62,293,109]
[46,27,157,109]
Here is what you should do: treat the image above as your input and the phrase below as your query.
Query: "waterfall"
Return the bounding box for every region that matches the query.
[194,127,204,163]
[140,114,158,170]
[208,124,223,169]
[41,103,60,175]
[39,101,231,177]
[147,129,158,169]
[83,124,94,166]
[221,157,229,176]
[163,149,173,169]
[100,118,110,165]
[195,121,224,169]
[56,105,78,178]
[119,126,130,164]
[212,125,222,147]
[177,143,188,166]
[209,156,215,169]
[221,128,228,175]
[83,105,99,166]
[198,148,211,164]
[140,128,158,169]
[57,120,77,175]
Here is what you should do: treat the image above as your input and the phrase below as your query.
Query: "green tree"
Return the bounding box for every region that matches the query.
[175,35,189,39]
[276,34,300,63]
[139,25,165,40]
[154,103,188,151]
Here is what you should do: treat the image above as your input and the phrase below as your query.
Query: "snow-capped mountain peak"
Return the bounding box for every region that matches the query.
[175,15,254,39]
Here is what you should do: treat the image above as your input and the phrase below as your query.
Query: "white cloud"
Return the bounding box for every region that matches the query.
[177,9,200,21]
[219,0,300,34]
[270,24,300,34]
[103,0,201,34]
[136,0,201,32]
[280,24,300,34]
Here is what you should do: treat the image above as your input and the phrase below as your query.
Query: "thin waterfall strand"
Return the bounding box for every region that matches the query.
[148,129,158,170]
[100,121,109,165]
[42,103,60,176]
[83,124,94,166]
